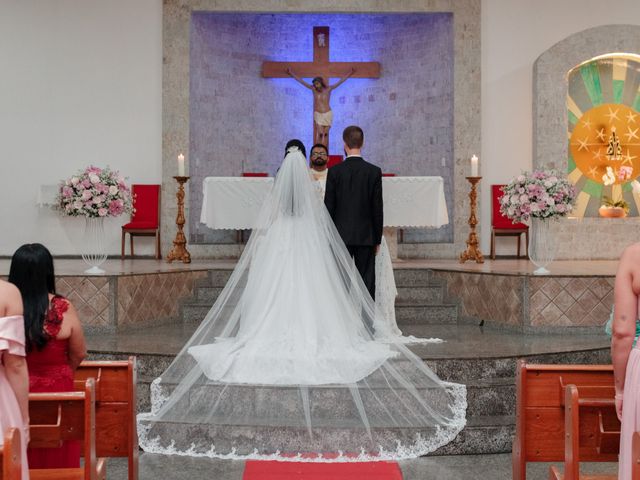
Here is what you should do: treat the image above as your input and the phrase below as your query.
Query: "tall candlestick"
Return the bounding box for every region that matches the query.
[166,176,191,264]
[178,153,185,177]
[470,155,479,177]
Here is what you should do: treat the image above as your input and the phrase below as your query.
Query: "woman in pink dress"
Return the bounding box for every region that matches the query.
[0,278,30,480]
[9,243,87,469]
[612,243,640,479]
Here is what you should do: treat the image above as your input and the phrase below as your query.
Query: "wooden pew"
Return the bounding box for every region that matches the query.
[1,428,22,480]
[29,378,106,480]
[74,357,138,480]
[548,383,619,480]
[512,360,615,480]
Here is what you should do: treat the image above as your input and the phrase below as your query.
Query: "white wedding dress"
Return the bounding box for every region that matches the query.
[138,149,466,461]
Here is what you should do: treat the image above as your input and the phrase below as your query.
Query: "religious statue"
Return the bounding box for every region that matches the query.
[607,126,623,161]
[262,26,380,147]
[286,67,355,146]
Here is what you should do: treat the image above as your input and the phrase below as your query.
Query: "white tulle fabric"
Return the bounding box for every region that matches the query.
[138,149,466,461]
[373,237,444,344]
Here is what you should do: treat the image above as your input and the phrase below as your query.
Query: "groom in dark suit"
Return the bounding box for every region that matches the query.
[324,125,383,301]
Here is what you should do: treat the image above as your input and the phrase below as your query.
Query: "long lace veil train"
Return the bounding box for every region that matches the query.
[138,148,466,461]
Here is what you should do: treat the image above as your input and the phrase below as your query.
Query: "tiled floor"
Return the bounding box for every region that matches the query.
[104,453,617,480]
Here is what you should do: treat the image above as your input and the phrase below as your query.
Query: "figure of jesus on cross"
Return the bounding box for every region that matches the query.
[262,26,380,148]
[286,67,354,146]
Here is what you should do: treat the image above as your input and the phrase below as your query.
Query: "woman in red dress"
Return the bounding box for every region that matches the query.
[9,243,87,469]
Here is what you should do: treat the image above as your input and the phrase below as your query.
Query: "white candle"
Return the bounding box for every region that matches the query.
[178,153,185,176]
[470,155,479,177]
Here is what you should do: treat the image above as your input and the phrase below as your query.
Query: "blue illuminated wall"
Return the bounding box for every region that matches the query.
[189,13,454,244]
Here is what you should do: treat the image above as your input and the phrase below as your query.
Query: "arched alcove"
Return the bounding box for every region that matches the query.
[532,25,640,259]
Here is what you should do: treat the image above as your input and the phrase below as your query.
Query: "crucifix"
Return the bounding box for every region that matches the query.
[262,26,381,148]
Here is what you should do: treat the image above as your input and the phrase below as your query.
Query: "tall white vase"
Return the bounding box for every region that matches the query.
[82,217,107,274]
[528,217,556,275]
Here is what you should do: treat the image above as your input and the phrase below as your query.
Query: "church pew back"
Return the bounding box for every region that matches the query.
[73,357,138,480]
[0,428,22,480]
[548,384,619,480]
[512,360,615,480]
[29,378,106,480]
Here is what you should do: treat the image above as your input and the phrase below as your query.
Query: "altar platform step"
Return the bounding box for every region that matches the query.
[87,322,610,456]
[197,267,440,289]
[194,285,446,305]
[185,267,454,326]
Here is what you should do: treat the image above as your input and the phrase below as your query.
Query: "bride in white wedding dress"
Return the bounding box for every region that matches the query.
[138,146,466,461]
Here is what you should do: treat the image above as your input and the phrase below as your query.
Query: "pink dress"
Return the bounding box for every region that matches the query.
[0,315,29,480]
[619,343,640,479]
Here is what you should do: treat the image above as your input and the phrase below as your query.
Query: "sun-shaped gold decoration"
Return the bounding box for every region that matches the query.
[570,104,640,185]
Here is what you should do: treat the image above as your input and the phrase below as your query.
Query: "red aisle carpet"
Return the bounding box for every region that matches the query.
[242,461,403,480]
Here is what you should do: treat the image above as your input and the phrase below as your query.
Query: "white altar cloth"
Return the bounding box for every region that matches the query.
[200,176,448,230]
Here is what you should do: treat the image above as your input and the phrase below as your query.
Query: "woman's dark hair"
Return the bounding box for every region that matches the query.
[8,243,56,351]
[285,139,306,158]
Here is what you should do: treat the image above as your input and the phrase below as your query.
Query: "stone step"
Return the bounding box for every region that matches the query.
[393,269,436,287]
[434,414,515,455]
[138,412,512,456]
[395,305,458,325]
[181,303,459,326]
[193,285,445,305]
[90,346,610,424]
[197,268,440,289]
[135,373,514,419]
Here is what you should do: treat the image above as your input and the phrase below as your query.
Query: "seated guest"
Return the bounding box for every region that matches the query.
[9,243,87,469]
[0,279,29,480]
[611,243,640,480]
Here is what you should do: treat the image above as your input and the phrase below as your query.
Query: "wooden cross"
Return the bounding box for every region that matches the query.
[262,26,381,147]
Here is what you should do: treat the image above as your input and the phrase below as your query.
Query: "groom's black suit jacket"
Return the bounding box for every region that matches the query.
[324,156,383,247]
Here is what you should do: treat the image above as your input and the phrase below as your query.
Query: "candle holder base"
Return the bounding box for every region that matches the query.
[166,176,192,264]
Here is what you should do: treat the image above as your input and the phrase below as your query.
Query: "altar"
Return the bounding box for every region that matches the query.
[200,176,449,257]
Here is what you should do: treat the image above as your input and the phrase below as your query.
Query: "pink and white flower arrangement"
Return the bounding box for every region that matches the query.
[57,166,133,218]
[499,169,576,223]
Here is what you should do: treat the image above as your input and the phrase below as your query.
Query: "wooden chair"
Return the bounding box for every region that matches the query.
[1,428,22,480]
[548,383,619,480]
[512,360,615,480]
[74,357,138,480]
[29,378,106,480]
[121,184,161,260]
[491,184,529,259]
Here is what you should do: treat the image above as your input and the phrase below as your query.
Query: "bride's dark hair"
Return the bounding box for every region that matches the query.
[8,243,57,351]
[284,139,306,158]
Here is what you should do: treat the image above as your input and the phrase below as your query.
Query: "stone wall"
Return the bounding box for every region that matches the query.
[162,0,481,259]
[188,12,455,245]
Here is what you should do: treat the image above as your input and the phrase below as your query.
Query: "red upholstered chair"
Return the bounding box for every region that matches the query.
[382,173,396,177]
[491,184,528,260]
[327,155,343,168]
[121,184,161,259]
[242,172,269,177]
